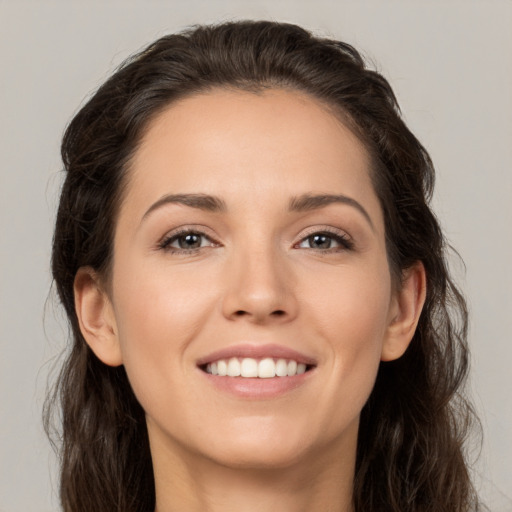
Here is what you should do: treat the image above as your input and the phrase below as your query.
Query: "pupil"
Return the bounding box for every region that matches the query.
[311,234,331,249]
[179,234,201,249]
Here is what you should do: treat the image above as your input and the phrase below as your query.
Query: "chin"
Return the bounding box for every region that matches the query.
[194,417,328,471]
[210,440,309,471]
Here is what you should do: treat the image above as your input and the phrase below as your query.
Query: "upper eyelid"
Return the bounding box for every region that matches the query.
[164,231,215,243]
[159,225,217,241]
[296,225,351,241]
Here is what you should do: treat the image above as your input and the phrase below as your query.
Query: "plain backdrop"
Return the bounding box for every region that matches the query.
[0,1,511,511]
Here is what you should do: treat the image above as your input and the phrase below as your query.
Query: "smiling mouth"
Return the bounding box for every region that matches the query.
[200,357,315,378]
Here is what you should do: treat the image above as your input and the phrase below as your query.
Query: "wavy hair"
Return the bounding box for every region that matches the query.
[45,20,480,511]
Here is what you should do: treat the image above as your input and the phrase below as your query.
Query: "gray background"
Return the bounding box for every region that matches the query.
[0,1,511,511]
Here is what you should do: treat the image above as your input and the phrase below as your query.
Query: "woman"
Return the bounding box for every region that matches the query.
[46,20,479,511]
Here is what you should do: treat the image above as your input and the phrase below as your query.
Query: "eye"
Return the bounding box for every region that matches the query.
[297,231,353,251]
[159,230,217,252]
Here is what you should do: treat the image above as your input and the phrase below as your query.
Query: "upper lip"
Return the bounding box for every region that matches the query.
[196,343,318,367]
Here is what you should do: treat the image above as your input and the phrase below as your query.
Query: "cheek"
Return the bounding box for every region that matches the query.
[113,255,220,337]
[110,261,219,404]
[306,261,392,347]
[303,264,391,412]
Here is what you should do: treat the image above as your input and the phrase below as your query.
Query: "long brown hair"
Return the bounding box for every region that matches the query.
[46,20,480,511]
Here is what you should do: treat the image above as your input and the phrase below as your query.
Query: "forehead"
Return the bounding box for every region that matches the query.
[121,88,380,223]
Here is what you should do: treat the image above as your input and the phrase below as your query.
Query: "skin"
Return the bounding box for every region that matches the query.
[74,88,426,512]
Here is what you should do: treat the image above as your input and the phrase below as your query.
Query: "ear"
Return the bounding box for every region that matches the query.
[74,267,123,367]
[381,262,427,362]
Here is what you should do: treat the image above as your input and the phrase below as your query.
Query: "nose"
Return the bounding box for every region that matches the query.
[221,243,298,325]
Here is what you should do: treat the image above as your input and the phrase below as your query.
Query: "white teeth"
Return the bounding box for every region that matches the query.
[227,357,241,377]
[204,357,310,378]
[275,359,288,377]
[217,360,227,376]
[287,360,297,376]
[240,358,258,377]
[258,358,276,378]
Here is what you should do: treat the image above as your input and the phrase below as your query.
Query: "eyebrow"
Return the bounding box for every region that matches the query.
[289,193,374,229]
[141,192,373,229]
[141,193,227,222]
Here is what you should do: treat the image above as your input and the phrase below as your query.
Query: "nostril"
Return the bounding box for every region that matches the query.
[231,309,286,319]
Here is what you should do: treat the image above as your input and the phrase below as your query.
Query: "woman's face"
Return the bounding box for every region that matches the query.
[104,88,402,470]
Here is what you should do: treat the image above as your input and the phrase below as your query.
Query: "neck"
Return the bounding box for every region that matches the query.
[150,423,357,512]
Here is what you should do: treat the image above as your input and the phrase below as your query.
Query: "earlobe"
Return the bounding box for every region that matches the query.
[74,267,123,367]
[381,262,427,362]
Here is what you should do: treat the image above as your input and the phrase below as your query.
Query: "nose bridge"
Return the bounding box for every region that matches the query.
[221,233,297,323]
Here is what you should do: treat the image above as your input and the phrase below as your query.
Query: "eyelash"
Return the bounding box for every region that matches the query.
[158,228,219,253]
[158,228,354,254]
[294,229,354,252]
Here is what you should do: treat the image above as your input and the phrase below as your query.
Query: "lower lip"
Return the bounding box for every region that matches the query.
[199,369,314,399]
